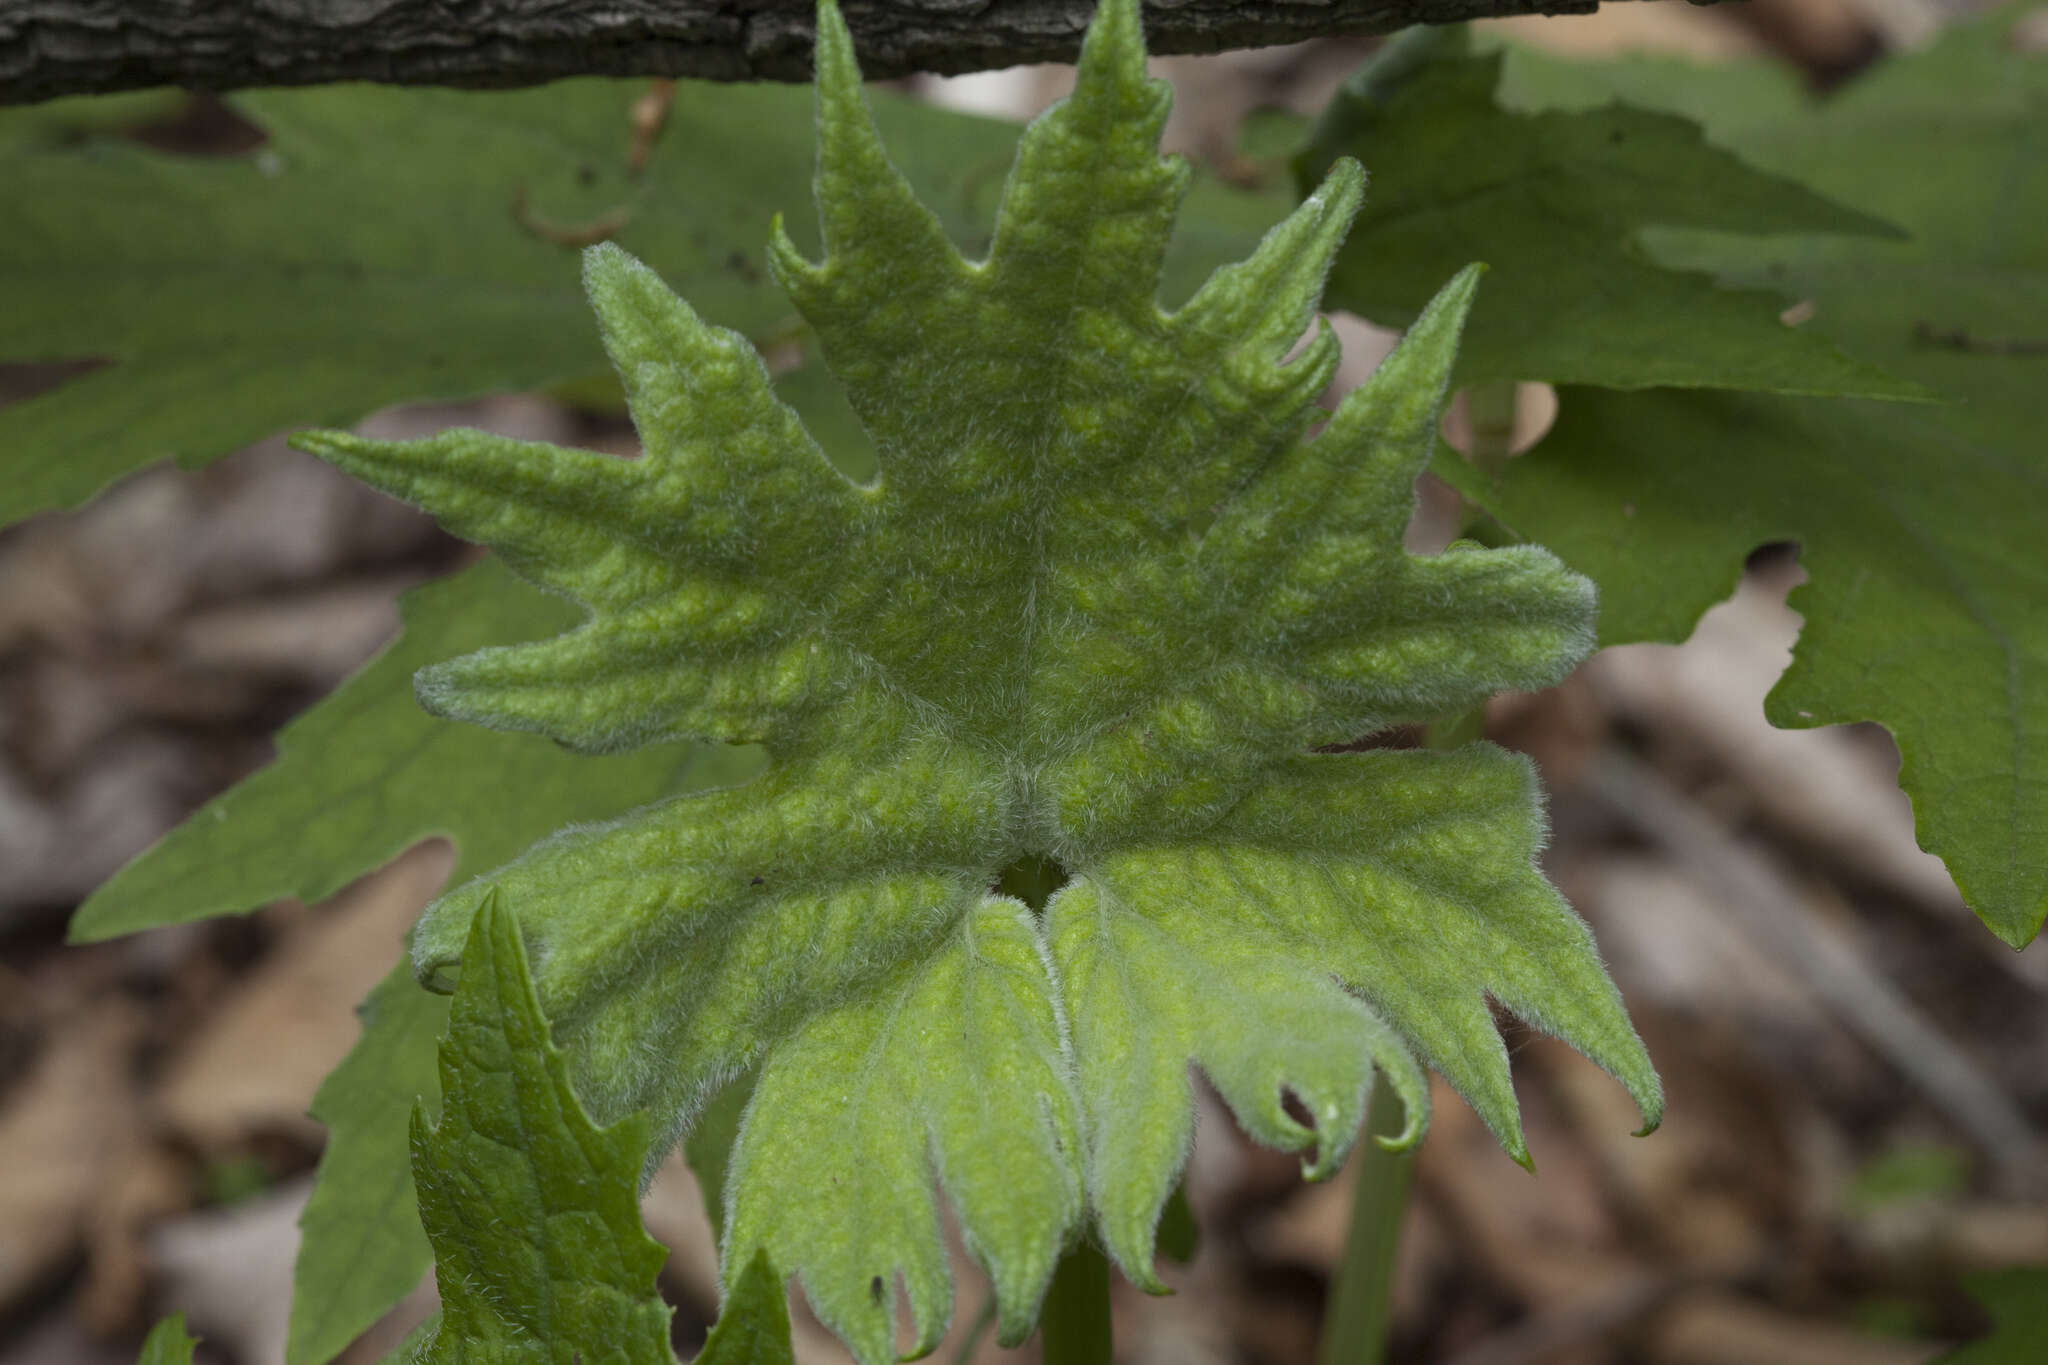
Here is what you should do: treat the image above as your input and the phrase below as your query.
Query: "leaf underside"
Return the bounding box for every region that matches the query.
[288,0,1658,1358]
[1438,5,2048,946]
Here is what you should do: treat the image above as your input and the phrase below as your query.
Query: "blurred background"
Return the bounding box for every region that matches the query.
[2,0,2044,1360]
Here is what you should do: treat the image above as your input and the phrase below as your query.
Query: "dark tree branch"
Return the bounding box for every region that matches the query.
[0,0,1634,105]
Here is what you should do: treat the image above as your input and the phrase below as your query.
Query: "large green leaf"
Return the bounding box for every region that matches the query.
[293,2,1658,1358]
[0,75,1277,526]
[1437,5,2048,946]
[402,891,680,1364]
[1298,25,1922,396]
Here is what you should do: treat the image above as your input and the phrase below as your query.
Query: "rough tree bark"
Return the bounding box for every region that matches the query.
[0,0,1640,105]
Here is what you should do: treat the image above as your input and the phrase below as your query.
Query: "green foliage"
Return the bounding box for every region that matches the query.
[135,1316,199,1365]
[288,0,1657,1358]
[402,891,678,1364]
[64,557,755,1363]
[1436,5,2048,945]
[1299,25,1922,396]
[1934,1269,2048,1364]
[0,71,1279,527]
[697,1252,797,1365]
[70,559,752,943]
[292,962,450,1365]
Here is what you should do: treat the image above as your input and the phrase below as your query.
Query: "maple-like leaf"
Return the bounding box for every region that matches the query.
[294,0,1659,1358]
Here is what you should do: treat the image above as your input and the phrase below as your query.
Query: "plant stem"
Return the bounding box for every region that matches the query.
[1039,1241,1114,1365]
[1316,1083,1414,1365]
[1462,381,1521,479]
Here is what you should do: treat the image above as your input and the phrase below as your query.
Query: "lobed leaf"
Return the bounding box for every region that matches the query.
[292,0,1660,1356]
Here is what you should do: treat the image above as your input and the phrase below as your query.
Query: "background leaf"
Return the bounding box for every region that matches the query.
[135,1316,198,1365]
[290,963,449,1365]
[1299,25,1921,396]
[1933,1268,2048,1363]
[1436,5,2048,945]
[697,1251,796,1365]
[69,556,758,942]
[0,80,1280,527]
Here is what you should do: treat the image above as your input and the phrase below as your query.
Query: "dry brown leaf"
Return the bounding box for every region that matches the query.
[0,998,144,1310]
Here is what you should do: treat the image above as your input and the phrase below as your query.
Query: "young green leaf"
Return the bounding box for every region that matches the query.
[1298,25,1923,397]
[1437,4,2048,946]
[295,0,1658,1357]
[403,890,681,1364]
[0,77,1279,528]
[135,1315,199,1365]
[697,1252,796,1365]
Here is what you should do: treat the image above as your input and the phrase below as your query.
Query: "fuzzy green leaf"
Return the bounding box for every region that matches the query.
[1299,25,1922,396]
[403,891,678,1364]
[295,1,1658,1357]
[1436,5,2048,945]
[136,1316,199,1365]
[0,77,1278,529]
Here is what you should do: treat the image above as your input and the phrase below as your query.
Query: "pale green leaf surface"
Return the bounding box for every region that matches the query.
[135,1316,199,1365]
[1056,743,1650,1279]
[402,892,675,1364]
[1299,26,1919,396]
[1436,6,2048,945]
[294,1,1657,1356]
[728,897,1080,1357]
[0,77,1276,528]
